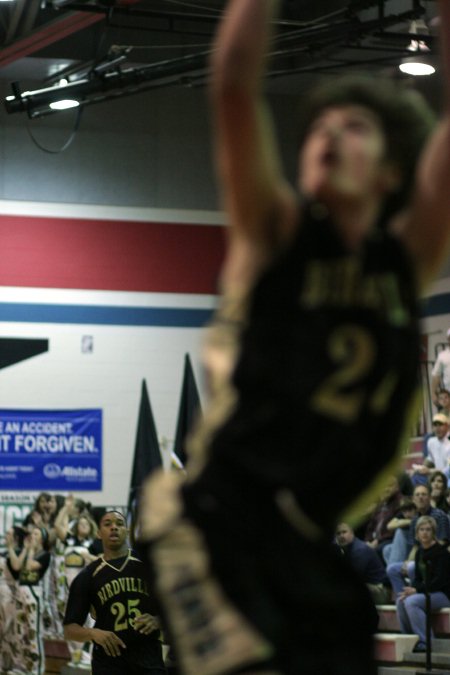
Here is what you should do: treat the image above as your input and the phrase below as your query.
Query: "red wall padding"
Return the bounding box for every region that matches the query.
[0,216,226,294]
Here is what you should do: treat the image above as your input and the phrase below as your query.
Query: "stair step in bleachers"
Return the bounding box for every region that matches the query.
[378,605,450,635]
[375,634,419,662]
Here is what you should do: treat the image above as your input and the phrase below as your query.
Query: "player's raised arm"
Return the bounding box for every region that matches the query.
[210,0,297,255]
[395,0,450,291]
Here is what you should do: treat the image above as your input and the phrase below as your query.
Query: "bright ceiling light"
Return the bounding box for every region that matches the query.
[399,20,436,77]
[49,99,80,110]
[399,59,436,76]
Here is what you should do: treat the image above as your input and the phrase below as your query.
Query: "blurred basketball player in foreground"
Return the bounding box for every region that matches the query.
[139,1,450,673]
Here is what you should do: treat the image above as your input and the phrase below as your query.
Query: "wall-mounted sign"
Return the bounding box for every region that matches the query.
[0,409,102,490]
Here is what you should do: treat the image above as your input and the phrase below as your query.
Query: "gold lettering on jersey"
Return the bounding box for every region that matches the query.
[97,576,150,606]
[300,259,409,326]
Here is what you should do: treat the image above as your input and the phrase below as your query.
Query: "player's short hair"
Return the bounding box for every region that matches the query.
[99,509,126,525]
[297,75,436,219]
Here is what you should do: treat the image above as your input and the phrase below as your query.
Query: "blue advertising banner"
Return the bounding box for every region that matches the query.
[0,409,102,490]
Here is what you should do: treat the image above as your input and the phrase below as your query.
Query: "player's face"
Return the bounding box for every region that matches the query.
[298,105,394,203]
[99,513,128,550]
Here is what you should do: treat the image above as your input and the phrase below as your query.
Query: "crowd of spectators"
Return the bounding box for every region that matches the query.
[334,351,450,655]
[0,492,109,674]
[4,361,450,670]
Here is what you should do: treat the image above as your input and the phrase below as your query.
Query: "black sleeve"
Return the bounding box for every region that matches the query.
[63,565,93,626]
[415,546,450,594]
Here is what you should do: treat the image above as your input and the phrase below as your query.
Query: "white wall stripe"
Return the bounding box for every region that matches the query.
[0,199,227,225]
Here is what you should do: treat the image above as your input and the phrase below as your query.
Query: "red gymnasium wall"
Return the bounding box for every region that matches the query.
[0,215,226,294]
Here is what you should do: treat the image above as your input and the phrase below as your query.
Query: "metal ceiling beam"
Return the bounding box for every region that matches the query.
[22,0,45,37]
[0,11,104,69]
[0,1,142,69]
[5,0,27,43]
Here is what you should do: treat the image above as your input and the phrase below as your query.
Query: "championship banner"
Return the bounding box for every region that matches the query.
[0,409,102,490]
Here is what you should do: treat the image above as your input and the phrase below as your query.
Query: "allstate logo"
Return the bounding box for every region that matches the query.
[43,463,61,479]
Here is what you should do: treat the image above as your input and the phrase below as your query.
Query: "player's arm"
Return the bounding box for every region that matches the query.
[210,0,298,275]
[394,0,450,291]
[64,623,126,657]
[63,566,124,657]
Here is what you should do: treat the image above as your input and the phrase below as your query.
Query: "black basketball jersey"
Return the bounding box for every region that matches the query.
[64,550,163,668]
[184,201,420,534]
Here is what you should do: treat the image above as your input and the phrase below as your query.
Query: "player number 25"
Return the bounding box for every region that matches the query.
[111,599,142,631]
[311,324,398,424]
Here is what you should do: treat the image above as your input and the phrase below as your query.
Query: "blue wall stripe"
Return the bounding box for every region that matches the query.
[0,303,213,328]
[421,294,450,318]
[0,293,447,326]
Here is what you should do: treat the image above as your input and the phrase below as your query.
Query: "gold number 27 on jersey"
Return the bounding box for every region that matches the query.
[311,324,398,424]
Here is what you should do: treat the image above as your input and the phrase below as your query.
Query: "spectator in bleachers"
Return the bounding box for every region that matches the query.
[386,484,450,594]
[428,470,450,513]
[334,523,390,605]
[431,330,450,407]
[426,414,450,474]
[437,388,450,416]
[33,491,64,548]
[54,494,92,542]
[5,525,51,675]
[56,513,99,668]
[0,527,21,673]
[364,476,404,559]
[44,494,93,641]
[395,515,450,653]
[408,413,450,487]
[385,497,417,534]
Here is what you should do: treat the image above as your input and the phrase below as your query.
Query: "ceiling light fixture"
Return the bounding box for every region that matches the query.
[399,20,436,76]
[49,99,80,110]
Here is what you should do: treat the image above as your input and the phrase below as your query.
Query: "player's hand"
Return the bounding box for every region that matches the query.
[133,613,160,635]
[91,628,126,657]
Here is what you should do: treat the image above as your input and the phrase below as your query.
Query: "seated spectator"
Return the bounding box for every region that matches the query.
[411,414,450,480]
[364,476,404,559]
[431,330,450,408]
[381,497,417,566]
[428,470,449,513]
[437,389,450,416]
[334,523,390,605]
[396,515,450,653]
[445,487,450,512]
[386,484,450,594]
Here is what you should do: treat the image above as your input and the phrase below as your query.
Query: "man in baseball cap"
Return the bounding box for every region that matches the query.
[432,330,450,407]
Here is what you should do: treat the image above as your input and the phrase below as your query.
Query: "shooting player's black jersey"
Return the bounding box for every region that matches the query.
[184,200,420,535]
[64,549,164,670]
